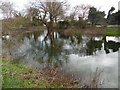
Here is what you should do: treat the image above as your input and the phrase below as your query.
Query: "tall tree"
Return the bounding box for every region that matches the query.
[30,0,67,32]
[116,10,120,25]
[107,7,115,24]
[27,7,39,22]
[88,7,97,25]
[107,10,120,25]
[68,4,91,21]
[74,4,91,20]
[88,7,106,26]
[107,7,115,19]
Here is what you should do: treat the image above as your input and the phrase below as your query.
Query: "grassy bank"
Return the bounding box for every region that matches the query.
[104,28,120,36]
[2,26,46,36]
[2,17,46,35]
[62,27,120,36]
[2,58,76,88]
[96,25,120,28]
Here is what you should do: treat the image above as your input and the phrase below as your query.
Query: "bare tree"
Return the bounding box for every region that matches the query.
[73,4,91,20]
[27,7,39,22]
[30,0,68,32]
[0,1,15,18]
[68,6,78,21]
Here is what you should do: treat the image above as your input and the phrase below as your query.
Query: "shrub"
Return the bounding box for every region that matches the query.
[57,20,70,29]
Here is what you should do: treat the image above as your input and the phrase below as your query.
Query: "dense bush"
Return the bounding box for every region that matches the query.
[74,17,87,29]
[57,20,70,29]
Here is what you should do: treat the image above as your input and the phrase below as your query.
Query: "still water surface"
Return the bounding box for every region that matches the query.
[3,30,120,88]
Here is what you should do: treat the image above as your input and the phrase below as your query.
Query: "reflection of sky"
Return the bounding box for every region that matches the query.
[95,36,120,43]
[106,37,120,42]
[95,37,103,41]
[64,50,118,88]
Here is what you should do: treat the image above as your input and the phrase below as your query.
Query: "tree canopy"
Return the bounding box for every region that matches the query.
[107,7,120,25]
[88,7,106,26]
[29,0,68,31]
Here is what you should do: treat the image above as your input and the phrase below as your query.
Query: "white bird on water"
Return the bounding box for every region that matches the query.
[2,34,10,39]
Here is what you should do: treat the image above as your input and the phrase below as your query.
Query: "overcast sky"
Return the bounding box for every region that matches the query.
[70,0,119,13]
[1,0,120,15]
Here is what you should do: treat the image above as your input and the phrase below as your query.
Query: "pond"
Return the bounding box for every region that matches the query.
[2,30,120,88]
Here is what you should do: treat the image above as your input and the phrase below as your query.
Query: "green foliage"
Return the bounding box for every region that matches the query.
[107,7,115,24]
[19,24,24,28]
[57,20,70,29]
[69,20,77,28]
[107,10,120,25]
[75,17,87,29]
[88,7,97,25]
[30,18,43,26]
[57,18,88,29]
[88,7,106,26]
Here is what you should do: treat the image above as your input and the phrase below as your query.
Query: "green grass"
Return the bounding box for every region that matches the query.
[63,27,120,36]
[2,58,67,88]
[96,25,120,28]
[104,28,120,36]
[96,25,102,27]
[107,25,120,27]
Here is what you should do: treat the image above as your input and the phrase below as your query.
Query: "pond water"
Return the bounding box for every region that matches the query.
[3,30,120,88]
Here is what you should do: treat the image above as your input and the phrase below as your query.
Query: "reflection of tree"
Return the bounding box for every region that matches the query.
[59,34,103,56]
[103,36,120,54]
[4,31,120,69]
[107,41,120,52]
[59,32,70,39]
[103,36,110,54]
[44,36,67,67]
[23,33,120,60]
[23,31,69,68]
[25,31,41,41]
[26,33,120,68]
[86,38,102,55]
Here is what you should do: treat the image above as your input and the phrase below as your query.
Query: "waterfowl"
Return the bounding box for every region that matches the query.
[2,34,10,39]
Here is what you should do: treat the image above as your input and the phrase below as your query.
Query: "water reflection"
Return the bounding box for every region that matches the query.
[2,30,120,88]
